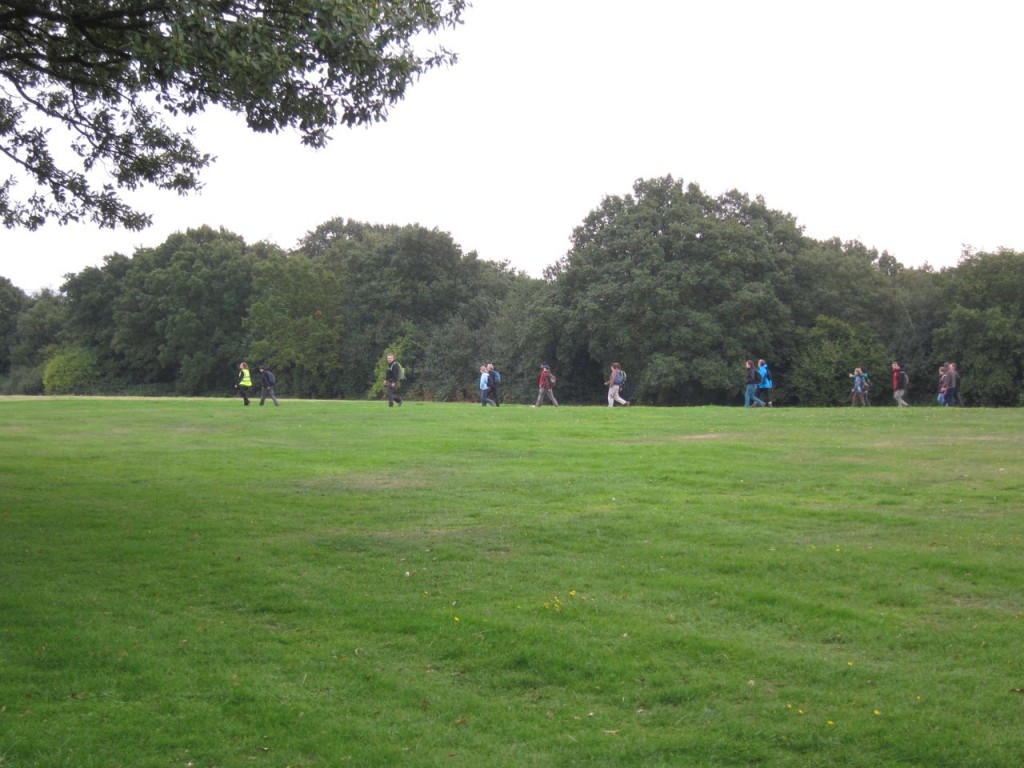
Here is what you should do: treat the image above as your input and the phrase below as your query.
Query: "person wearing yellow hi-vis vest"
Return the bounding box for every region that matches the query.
[235,362,252,406]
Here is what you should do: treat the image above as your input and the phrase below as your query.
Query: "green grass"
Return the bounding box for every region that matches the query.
[2,398,1023,767]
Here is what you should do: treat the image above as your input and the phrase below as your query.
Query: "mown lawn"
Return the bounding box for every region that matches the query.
[2,398,1022,767]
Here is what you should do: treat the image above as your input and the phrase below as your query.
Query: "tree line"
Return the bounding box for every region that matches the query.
[2,176,1023,406]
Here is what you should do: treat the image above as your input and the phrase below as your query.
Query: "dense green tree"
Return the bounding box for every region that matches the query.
[941,249,1024,316]
[61,254,133,378]
[9,288,65,368]
[246,252,344,398]
[552,177,803,405]
[297,219,509,399]
[480,275,558,404]
[932,306,1023,406]
[110,226,253,392]
[1,0,465,229]
[786,316,891,406]
[0,276,27,374]
[7,190,1021,406]
[928,250,1024,405]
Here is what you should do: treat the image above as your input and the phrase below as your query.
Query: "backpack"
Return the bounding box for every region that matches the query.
[494,370,501,385]
[614,369,625,386]
[266,370,276,386]
[548,372,556,386]
[862,374,871,391]
[397,363,405,381]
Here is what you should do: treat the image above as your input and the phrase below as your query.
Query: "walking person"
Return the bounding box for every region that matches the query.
[487,362,501,406]
[757,358,774,406]
[892,361,910,407]
[605,363,629,407]
[385,353,403,407]
[479,365,497,406]
[235,361,252,406]
[851,367,867,406]
[744,360,765,407]
[944,362,961,406]
[937,365,949,405]
[534,364,559,407]
[861,368,873,406]
[258,365,279,406]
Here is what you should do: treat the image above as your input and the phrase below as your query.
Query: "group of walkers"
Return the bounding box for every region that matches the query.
[234,362,279,406]
[533,361,631,408]
[235,354,963,408]
[853,360,960,407]
[744,359,774,407]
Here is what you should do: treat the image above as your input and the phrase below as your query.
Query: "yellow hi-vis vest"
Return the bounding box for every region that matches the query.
[239,368,252,387]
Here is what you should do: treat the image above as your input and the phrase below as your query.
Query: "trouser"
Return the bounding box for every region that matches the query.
[236,385,250,405]
[260,386,279,406]
[852,392,866,406]
[535,387,558,406]
[893,388,909,407]
[744,384,764,407]
[608,385,627,406]
[387,383,402,406]
[480,389,496,406]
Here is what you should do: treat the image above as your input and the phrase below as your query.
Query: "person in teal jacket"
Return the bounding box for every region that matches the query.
[757,358,774,407]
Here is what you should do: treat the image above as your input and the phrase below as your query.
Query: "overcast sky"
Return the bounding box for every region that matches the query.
[2,0,1022,294]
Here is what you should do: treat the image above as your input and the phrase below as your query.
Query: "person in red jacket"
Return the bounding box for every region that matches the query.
[534,364,559,407]
[892,361,909,407]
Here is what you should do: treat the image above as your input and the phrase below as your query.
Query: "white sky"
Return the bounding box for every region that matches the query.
[2,0,1022,294]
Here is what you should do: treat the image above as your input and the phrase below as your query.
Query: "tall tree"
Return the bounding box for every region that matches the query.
[552,177,803,405]
[1,0,465,229]
[110,226,253,392]
[246,252,344,398]
[61,254,133,378]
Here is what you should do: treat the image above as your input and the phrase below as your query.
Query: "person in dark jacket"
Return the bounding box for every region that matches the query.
[486,363,500,406]
[258,365,279,406]
[385,353,403,407]
[744,360,765,407]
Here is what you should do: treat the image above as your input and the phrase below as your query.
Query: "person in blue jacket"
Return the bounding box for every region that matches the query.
[757,358,774,407]
[479,365,496,406]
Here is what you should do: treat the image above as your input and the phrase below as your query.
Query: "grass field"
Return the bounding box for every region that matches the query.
[2,397,1023,767]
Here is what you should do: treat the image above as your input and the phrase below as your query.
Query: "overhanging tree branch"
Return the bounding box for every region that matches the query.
[0,0,466,231]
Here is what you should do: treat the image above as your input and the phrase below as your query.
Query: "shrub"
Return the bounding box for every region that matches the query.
[42,347,99,394]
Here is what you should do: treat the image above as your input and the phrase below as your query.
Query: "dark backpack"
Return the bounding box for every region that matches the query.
[266,370,276,386]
